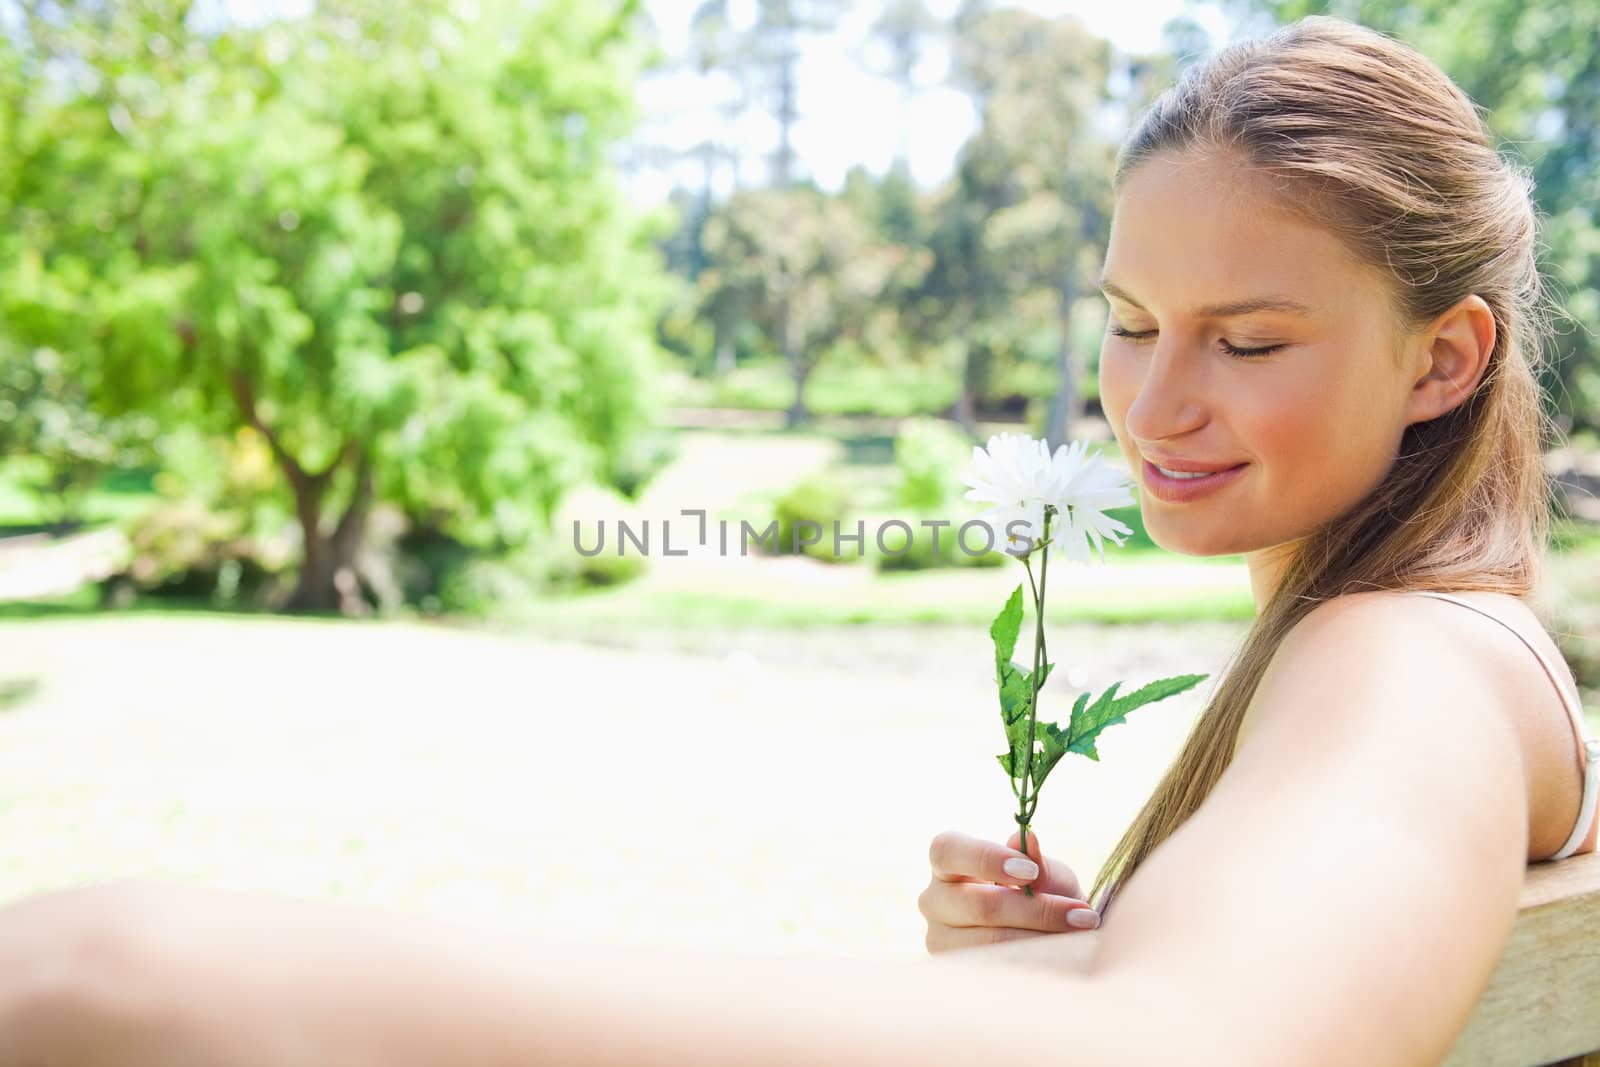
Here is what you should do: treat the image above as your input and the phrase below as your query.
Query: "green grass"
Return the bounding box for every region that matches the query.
[494,564,1257,633]
[0,460,162,530]
[668,358,959,418]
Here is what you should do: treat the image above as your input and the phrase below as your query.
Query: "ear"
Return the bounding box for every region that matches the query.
[1404,294,1496,425]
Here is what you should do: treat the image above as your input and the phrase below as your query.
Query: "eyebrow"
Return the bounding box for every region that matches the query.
[1097,276,1317,319]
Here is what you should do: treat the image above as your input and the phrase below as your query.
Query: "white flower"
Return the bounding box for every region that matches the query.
[960,433,1135,562]
[1047,439,1135,563]
[960,432,1058,555]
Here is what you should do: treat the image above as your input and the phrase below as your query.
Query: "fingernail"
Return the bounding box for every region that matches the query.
[1067,909,1100,929]
[1003,857,1038,880]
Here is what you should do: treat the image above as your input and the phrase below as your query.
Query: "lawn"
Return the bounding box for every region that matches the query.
[0,610,1246,960]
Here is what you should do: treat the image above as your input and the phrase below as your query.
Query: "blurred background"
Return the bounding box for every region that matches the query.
[1,0,1596,962]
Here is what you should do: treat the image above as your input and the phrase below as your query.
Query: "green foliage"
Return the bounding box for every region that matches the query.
[872,518,1008,572]
[676,356,958,417]
[802,354,957,416]
[0,457,159,530]
[1056,674,1209,763]
[1105,501,1157,552]
[547,484,651,589]
[910,8,1119,432]
[0,0,670,611]
[892,416,974,511]
[432,553,547,618]
[770,471,857,562]
[610,430,683,501]
[989,585,1056,779]
[696,185,911,421]
[0,343,156,528]
[990,583,1025,665]
[101,500,290,607]
[988,581,1209,794]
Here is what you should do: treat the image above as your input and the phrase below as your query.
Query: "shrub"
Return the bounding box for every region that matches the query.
[893,416,974,512]
[545,483,650,589]
[872,514,1008,572]
[610,429,680,501]
[99,499,291,607]
[769,472,856,563]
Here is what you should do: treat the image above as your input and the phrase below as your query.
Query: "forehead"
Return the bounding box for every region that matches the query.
[1103,151,1379,315]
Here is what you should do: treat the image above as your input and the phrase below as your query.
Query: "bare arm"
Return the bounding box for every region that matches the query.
[5,883,1175,1067]
[1,593,1531,1067]
[942,925,1102,977]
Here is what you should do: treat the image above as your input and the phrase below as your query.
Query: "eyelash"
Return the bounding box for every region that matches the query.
[1107,325,1286,359]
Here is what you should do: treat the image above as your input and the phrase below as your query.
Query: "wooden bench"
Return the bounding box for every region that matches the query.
[1444,849,1600,1066]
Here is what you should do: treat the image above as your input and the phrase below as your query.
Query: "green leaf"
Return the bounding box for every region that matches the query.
[997,746,1025,778]
[1029,697,1085,790]
[989,584,1025,672]
[1067,673,1208,761]
[995,655,1053,785]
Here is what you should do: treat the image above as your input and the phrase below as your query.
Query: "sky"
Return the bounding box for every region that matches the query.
[215,0,1242,205]
[626,0,1241,204]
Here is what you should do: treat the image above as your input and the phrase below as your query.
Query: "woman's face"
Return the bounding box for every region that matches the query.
[1097,150,1418,560]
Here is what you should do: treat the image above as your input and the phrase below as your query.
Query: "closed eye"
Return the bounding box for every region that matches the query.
[1107,325,1286,359]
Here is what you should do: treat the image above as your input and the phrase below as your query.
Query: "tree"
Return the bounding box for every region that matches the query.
[685,0,751,201]
[700,187,899,425]
[858,0,945,169]
[0,340,154,531]
[924,7,1117,442]
[3,0,668,613]
[0,2,162,530]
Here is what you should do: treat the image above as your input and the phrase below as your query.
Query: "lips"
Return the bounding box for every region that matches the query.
[1141,453,1246,475]
[1141,459,1248,503]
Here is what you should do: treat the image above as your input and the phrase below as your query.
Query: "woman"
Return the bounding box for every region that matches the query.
[2,14,1596,1066]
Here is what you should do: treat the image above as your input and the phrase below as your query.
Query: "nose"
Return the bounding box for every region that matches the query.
[1120,337,1211,445]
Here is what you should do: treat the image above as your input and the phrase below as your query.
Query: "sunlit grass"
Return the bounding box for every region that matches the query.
[0,460,162,529]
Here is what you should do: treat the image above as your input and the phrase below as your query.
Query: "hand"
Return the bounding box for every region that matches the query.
[919,829,1100,954]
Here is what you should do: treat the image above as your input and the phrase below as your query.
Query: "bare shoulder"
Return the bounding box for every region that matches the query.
[1236,589,1545,759]
[1088,587,1532,1065]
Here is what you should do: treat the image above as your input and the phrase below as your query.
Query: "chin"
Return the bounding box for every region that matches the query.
[1142,520,1255,558]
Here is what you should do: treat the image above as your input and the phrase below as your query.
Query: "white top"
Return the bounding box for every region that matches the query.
[1412,591,1600,860]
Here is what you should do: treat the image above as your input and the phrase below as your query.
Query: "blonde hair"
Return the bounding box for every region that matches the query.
[1088,15,1561,920]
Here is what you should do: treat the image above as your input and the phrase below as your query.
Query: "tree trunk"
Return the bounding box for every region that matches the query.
[773,27,798,186]
[783,295,810,429]
[283,450,374,616]
[225,369,373,617]
[713,305,737,376]
[1045,252,1082,449]
[948,339,982,436]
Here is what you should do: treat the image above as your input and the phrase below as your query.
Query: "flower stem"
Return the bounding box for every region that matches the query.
[1017,510,1052,899]
[1023,555,1049,668]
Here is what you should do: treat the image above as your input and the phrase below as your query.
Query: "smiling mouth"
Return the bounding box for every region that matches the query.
[1152,465,1215,480]
[1141,460,1248,502]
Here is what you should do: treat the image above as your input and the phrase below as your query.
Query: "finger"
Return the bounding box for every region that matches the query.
[920,878,1093,936]
[1005,830,1084,900]
[928,829,1042,886]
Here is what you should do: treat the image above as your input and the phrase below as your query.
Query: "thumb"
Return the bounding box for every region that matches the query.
[1005,829,1084,901]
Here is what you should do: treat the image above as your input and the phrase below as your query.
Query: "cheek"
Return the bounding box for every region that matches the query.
[1241,363,1398,504]
[1098,348,1138,449]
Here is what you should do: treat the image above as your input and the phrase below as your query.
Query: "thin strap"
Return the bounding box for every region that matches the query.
[1410,591,1600,860]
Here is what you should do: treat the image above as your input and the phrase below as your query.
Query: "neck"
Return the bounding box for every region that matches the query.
[1243,541,1300,614]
